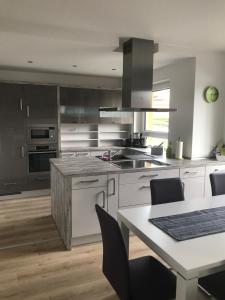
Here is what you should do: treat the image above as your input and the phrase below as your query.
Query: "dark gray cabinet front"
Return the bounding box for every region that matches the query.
[0,83,27,195]
[26,175,50,191]
[60,87,124,124]
[23,84,58,121]
[60,87,100,123]
[0,82,58,195]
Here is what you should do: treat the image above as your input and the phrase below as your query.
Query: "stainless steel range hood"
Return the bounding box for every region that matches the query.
[99,38,177,112]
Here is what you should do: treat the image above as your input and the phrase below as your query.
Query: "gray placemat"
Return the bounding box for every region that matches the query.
[149,206,225,241]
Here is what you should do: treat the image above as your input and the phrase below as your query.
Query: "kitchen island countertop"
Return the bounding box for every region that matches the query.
[51,155,225,177]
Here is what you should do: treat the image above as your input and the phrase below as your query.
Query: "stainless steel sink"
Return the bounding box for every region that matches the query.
[110,159,170,169]
[96,154,130,161]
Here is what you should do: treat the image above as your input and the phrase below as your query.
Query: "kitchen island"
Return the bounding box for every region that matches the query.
[51,154,225,250]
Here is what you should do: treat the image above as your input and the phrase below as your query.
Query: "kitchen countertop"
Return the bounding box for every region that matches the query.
[60,146,126,153]
[51,155,225,177]
[60,146,152,153]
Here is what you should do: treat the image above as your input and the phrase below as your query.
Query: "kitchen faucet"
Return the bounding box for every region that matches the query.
[103,149,123,160]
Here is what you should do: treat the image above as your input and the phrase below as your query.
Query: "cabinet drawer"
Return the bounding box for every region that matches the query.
[180,167,205,178]
[119,169,179,185]
[72,175,107,189]
[206,164,225,175]
[119,182,151,207]
[27,176,50,191]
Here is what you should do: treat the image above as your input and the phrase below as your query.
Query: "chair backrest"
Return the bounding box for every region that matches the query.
[210,173,225,196]
[95,205,130,300]
[150,177,185,205]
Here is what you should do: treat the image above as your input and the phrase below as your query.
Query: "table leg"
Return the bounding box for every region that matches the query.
[119,220,130,256]
[176,273,198,300]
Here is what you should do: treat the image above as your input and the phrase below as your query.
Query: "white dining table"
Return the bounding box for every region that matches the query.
[118,195,225,300]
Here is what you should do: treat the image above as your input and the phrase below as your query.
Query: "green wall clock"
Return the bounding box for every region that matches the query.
[204,86,219,103]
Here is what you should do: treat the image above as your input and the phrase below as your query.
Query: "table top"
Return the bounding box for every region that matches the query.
[118,195,225,279]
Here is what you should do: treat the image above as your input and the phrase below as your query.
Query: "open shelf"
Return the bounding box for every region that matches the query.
[61,131,98,134]
[60,122,132,150]
[100,138,125,140]
[99,131,129,133]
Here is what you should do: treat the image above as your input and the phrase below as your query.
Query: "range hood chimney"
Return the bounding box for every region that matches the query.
[100,38,177,112]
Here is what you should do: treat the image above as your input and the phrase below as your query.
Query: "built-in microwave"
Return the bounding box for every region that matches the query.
[27,124,57,145]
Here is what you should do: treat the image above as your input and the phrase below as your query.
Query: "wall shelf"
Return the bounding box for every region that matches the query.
[60,123,132,150]
[61,139,98,141]
[61,131,98,134]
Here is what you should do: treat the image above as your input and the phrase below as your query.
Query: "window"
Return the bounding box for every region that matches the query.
[144,88,170,147]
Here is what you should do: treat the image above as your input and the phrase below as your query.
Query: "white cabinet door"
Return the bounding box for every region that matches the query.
[205,165,225,197]
[72,186,107,238]
[119,182,151,207]
[107,174,119,219]
[182,177,205,200]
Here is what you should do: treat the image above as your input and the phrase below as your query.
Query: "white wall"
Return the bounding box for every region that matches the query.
[153,58,196,158]
[0,68,121,89]
[191,53,225,158]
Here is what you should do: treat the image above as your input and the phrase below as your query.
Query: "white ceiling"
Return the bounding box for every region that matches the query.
[0,0,225,77]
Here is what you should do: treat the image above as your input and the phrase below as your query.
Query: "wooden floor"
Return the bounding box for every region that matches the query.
[0,196,209,300]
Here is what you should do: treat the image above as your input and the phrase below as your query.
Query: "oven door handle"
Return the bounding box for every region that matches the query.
[28,151,57,154]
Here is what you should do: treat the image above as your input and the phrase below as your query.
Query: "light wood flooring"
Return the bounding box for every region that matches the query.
[0,196,209,299]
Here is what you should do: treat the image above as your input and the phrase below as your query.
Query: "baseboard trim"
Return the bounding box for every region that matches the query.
[0,189,50,201]
[71,234,102,247]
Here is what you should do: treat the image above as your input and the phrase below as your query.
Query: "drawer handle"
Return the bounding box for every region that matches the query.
[139,185,150,190]
[26,105,30,118]
[20,146,25,158]
[96,191,106,208]
[184,171,198,175]
[182,182,185,192]
[4,182,17,186]
[36,177,49,181]
[79,179,99,184]
[108,178,116,196]
[139,174,159,179]
[19,98,23,111]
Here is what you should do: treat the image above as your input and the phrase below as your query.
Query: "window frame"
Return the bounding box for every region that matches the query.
[143,82,170,141]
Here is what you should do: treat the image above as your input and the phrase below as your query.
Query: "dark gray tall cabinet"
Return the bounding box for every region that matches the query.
[0,82,58,196]
[0,83,27,195]
[23,84,58,121]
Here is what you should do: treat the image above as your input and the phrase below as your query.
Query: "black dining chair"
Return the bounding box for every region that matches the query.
[150,177,185,205]
[210,173,225,196]
[95,204,176,300]
[197,173,225,298]
[199,271,225,299]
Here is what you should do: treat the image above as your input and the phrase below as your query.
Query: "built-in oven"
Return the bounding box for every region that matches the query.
[28,144,57,174]
[27,124,57,145]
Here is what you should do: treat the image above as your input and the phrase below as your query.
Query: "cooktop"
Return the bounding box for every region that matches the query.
[111,160,169,169]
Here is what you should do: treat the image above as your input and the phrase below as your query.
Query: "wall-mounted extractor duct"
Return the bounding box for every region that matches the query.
[99,38,177,112]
